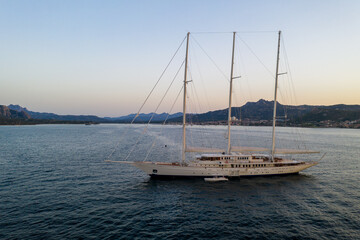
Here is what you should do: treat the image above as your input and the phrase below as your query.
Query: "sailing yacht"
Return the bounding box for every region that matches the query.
[113,31,320,179]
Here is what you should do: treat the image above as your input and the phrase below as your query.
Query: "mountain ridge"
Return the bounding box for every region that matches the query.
[6,105,183,123]
[4,100,360,128]
[0,105,31,119]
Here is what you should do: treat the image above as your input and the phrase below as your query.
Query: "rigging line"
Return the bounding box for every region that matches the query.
[147,60,185,124]
[279,59,292,105]
[191,45,212,114]
[105,125,131,160]
[232,43,244,128]
[281,65,292,107]
[281,36,298,105]
[188,68,203,115]
[185,97,195,143]
[236,41,254,105]
[105,37,186,161]
[130,36,186,124]
[277,86,288,120]
[190,44,220,134]
[192,31,277,34]
[191,31,233,35]
[281,36,306,149]
[235,31,278,33]
[125,60,185,161]
[188,73,213,148]
[144,86,184,162]
[232,45,251,141]
[230,40,250,143]
[281,37,297,129]
[186,79,203,147]
[191,35,230,82]
[235,33,275,79]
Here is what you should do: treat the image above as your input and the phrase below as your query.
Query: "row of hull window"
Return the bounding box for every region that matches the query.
[200,164,269,168]
[231,164,266,168]
[222,157,249,160]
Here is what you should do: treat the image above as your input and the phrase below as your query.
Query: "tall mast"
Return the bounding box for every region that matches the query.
[182,32,190,164]
[271,30,281,161]
[227,32,236,154]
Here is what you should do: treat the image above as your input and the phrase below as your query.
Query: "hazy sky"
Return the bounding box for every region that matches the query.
[1,0,359,117]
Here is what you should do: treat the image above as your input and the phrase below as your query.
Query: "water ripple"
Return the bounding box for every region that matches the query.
[0,125,359,239]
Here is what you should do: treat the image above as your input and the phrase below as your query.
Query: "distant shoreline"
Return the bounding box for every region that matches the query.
[3,100,360,129]
[0,119,101,126]
[1,120,359,129]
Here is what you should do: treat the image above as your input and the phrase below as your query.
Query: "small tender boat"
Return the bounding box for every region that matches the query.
[204,176,229,182]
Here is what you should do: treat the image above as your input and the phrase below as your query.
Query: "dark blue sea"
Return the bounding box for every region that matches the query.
[0,124,359,240]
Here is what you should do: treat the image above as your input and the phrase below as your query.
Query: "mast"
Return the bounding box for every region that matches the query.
[227,32,236,154]
[182,32,190,164]
[271,30,281,162]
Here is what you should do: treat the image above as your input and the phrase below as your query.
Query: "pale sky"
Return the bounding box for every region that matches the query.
[0,0,359,117]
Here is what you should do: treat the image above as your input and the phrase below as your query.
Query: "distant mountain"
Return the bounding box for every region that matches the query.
[4,101,360,127]
[6,105,182,123]
[168,99,315,123]
[0,105,31,119]
[321,104,360,111]
[168,99,360,125]
[294,108,360,122]
[105,112,183,122]
[7,104,106,122]
[7,104,30,113]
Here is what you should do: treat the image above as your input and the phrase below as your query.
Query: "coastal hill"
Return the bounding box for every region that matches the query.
[105,112,183,122]
[168,99,360,127]
[168,99,314,123]
[7,104,182,123]
[8,104,105,122]
[0,105,31,119]
[1,101,360,128]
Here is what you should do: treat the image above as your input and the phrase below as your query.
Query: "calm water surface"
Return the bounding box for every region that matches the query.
[0,124,359,239]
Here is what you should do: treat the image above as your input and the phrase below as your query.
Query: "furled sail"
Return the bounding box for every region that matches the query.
[273,149,320,154]
[230,146,269,152]
[185,147,225,153]
[186,146,319,154]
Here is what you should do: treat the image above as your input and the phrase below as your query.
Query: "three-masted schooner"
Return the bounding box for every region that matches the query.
[111,31,320,179]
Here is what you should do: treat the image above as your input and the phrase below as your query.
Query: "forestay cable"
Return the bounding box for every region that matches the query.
[236,33,275,79]
[130,36,186,124]
[143,86,184,161]
[105,36,186,161]
[125,60,185,161]
[191,36,229,82]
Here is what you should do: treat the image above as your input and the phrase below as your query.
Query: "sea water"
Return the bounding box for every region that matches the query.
[0,124,359,239]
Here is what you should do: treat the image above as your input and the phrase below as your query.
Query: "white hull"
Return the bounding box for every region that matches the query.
[130,161,318,178]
